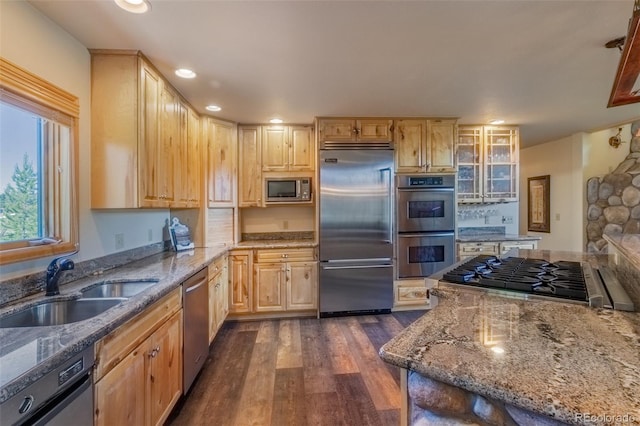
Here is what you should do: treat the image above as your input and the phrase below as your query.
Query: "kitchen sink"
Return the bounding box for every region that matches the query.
[80,279,159,299]
[0,298,124,328]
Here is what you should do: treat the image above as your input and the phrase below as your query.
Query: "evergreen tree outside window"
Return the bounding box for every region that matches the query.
[0,57,79,265]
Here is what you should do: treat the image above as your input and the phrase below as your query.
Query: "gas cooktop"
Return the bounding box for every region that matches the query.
[439,255,634,311]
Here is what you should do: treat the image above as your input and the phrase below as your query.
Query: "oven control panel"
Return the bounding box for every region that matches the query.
[397,174,456,189]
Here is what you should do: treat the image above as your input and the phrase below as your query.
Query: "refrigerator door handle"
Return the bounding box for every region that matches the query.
[381,167,393,243]
[322,264,394,270]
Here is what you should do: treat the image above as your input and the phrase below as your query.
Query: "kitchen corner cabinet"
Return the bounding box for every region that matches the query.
[94,288,182,426]
[208,254,229,342]
[254,248,317,313]
[317,118,393,143]
[394,119,457,173]
[457,125,519,203]
[262,125,315,172]
[90,50,200,209]
[206,118,237,207]
[238,126,263,207]
[229,249,253,313]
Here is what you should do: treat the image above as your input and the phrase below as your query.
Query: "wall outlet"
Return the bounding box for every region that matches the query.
[502,216,514,224]
[115,233,124,250]
[148,229,153,242]
[283,220,289,230]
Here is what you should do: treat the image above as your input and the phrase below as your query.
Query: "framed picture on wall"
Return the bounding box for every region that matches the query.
[527,175,550,233]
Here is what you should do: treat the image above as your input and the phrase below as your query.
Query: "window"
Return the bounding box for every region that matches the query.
[0,58,79,265]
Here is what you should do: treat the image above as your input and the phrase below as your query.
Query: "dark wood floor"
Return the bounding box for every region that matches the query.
[167,311,424,426]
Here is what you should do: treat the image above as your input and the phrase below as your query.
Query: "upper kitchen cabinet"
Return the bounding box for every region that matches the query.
[317,118,393,143]
[205,117,237,207]
[261,125,314,172]
[395,119,457,173]
[457,125,519,203]
[90,50,200,209]
[238,126,262,207]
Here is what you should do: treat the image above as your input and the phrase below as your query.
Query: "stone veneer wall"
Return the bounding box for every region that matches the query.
[408,372,565,425]
[586,121,640,253]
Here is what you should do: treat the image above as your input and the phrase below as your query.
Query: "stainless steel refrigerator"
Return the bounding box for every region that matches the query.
[319,145,394,316]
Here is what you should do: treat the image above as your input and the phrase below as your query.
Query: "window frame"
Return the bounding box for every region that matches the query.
[0,57,79,265]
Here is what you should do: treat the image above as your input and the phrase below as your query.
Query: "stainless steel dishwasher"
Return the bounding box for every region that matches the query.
[182,268,209,394]
[0,346,94,425]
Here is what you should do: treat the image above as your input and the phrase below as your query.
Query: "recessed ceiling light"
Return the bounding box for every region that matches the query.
[206,105,222,112]
[270,118,283,124]
[114,0,151,14]
[489,119,505,125]
[175,68,196,79]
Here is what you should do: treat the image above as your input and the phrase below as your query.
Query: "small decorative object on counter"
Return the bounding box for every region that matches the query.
[169,217,195,251]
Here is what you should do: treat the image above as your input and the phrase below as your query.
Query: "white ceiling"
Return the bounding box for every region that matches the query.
[29,0,640,148]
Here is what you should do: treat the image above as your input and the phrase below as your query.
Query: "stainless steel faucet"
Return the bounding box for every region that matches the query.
[45,255,76,296]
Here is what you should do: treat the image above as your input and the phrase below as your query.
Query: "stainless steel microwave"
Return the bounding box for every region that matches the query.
[265,177,311,202]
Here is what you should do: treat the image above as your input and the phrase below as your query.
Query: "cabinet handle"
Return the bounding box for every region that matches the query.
[148,349,157,358]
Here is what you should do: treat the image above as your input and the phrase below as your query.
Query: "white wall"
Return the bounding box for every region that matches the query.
[519,122,638,252]
[518,134,584,251]
[0,1,169,279]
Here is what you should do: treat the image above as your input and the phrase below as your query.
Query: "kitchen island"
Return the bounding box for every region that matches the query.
[380,248,640,425]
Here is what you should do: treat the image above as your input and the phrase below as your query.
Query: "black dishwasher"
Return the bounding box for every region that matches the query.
[182,268,209,394]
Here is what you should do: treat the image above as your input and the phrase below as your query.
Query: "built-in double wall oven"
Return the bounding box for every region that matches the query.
[396,175,456,278]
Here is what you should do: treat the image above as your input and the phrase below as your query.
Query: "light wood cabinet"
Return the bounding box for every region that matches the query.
[238,126,262,207]
[229,250,252,313]
[457,125,519,203]
[262,125,315,172]
[457,239,538,260]
[174,104,200,208]
[317,118,393,143]
[206,118,237,207]
[254,262,286,312]
[393,279,429,310]
[253,248,317,313]
[457,242,500,260]
[499,240,538,254]
[208,254,229,342]
[395,119,456,173]
[94,288,182,426]
[90,50,200,209]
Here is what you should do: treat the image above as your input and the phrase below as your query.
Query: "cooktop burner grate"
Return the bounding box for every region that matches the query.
[442,255,588,302]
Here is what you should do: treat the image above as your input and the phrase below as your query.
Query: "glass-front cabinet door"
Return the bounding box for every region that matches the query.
[484,127,518,202]
[457,125,519,203]
[457,126,483,202]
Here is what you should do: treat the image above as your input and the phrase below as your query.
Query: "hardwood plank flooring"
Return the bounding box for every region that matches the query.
[167,310,425,426]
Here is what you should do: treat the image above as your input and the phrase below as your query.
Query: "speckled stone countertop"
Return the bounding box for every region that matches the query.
[0,246,227,403]
[456,234,542,243]
[380,249,640,424]
[235,239,317,249]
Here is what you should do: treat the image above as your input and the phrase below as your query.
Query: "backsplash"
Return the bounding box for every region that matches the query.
[456,202,519,234]
[241,231,315,241]
[0,243,167,307]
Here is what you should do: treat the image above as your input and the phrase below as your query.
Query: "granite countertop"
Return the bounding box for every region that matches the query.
[456,234,542,243]
[0,246,227,403]
[380,249,640,424]
[235,239,317,249]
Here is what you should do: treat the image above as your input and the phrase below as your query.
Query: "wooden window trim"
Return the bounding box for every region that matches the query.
[0,57,79,265]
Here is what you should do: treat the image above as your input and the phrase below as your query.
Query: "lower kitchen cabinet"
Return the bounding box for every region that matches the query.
[254,248,317,314]
[229,250,253,314]
[94,288,182,426]
[230,247,317,317]
[457,240,539,260]
[208,254,229,342]
[393,279,430,310]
